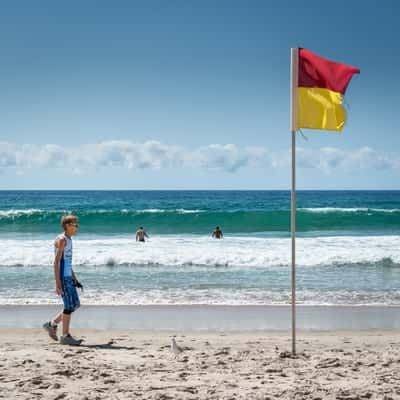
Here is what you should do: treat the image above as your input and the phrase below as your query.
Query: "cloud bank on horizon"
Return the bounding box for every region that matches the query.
[0,140,398,175]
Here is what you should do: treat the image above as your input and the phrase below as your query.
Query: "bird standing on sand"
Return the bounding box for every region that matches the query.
[171,338,183,356]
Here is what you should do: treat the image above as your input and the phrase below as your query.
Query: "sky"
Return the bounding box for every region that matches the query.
[0,0,399,190]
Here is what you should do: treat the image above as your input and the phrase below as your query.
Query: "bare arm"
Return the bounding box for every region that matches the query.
[53,238,66,296]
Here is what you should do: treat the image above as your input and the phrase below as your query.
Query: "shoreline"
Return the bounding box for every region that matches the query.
[2,304,400,331]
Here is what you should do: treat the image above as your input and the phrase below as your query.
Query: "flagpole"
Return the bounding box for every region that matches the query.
[290,48,298,355]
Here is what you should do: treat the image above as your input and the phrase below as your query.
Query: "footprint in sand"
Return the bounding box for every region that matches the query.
[30,377,44,385]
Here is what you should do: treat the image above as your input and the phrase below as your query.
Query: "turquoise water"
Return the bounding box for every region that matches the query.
[1,190,400,235]
[0,190,399,305]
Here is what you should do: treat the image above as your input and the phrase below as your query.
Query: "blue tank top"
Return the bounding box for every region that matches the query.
[55,234,73,278]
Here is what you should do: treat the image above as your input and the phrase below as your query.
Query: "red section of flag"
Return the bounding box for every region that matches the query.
[298,48,360,94]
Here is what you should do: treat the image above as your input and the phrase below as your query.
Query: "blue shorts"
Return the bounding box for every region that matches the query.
[61,277,80,313]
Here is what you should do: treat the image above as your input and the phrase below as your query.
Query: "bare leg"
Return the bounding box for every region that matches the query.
[52,311,63,325]
[62,313,71,336]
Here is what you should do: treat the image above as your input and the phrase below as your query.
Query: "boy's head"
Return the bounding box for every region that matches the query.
[61,215,79,236]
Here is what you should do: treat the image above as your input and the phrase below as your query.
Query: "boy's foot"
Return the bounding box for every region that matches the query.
[59,334,83,346]
[42,321,58,341]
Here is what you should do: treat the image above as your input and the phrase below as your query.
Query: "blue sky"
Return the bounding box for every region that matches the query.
[0,0,399,189]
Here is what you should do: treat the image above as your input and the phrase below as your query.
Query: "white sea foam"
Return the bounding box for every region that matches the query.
[301,207,400,213]
[2,287,399,306]
[0,234,399,268]
[136,209,205,214]
[0,209,44,217]
[0,208,206,218]
[1,234,399,306]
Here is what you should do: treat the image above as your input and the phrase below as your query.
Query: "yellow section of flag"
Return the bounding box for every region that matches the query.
[297,87,346,131]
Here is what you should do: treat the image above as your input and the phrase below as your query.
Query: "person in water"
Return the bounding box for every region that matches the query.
[212,226,223,239]
[43,215,83,346]
[136,226,149,242]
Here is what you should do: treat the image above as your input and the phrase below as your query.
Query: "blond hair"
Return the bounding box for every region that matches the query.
[61,215,78,230]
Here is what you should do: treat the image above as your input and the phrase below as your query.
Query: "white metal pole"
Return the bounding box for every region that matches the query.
[290,48,298,355]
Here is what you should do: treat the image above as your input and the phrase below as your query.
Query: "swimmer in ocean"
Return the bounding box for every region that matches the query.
[136,226,149,242]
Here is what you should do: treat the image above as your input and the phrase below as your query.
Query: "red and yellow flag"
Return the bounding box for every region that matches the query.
[297,48,360,131]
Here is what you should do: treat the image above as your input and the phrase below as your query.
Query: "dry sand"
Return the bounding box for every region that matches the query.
[1,328,399,400]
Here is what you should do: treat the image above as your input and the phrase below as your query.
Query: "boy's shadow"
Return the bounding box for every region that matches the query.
[80,340,138,351]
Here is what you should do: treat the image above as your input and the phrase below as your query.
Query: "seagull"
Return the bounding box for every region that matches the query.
[171,338,184,356]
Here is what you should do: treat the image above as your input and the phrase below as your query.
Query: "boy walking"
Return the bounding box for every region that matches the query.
[43,215,82,345]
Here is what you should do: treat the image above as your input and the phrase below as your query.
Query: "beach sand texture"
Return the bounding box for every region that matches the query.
[1,329,399,400]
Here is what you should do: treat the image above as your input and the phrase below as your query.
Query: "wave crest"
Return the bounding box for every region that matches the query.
[0,236,399,268]
[1,207,400,234]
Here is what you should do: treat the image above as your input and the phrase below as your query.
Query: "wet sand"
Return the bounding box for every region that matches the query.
[2,304,400,331]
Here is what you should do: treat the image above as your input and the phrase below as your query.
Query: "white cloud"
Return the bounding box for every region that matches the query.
[296,146,400,173]
[186,144,270,172]
[70,141,182,172]
[0,140,399,174]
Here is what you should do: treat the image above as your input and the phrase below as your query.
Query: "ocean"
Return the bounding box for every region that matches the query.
[0,190,399,306]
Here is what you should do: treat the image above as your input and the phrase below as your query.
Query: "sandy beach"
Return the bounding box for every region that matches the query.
[1,328,400,400]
